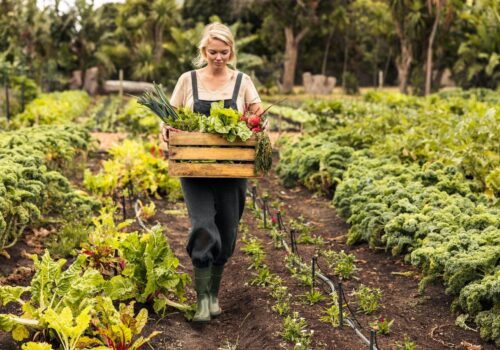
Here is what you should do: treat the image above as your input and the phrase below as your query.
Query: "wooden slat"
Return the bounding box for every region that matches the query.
[170,147,255,161]
[170,132,257,146]
[168,162,258,178]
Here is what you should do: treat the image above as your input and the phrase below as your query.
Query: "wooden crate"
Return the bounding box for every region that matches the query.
[168,132,259,178]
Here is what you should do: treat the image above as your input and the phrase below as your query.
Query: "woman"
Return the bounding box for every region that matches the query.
[161,22,264,322]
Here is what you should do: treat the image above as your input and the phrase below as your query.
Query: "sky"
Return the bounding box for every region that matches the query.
[37,0,125,12]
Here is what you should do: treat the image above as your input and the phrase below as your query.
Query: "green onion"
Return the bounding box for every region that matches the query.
[137,83,179,123]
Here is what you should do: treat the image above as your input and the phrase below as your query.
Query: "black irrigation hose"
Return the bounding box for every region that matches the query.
[248,187,380,350]
[341,283,364,330]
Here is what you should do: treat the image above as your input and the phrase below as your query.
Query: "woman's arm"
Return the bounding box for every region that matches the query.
[248,102,263,115]
[244,75,269,131]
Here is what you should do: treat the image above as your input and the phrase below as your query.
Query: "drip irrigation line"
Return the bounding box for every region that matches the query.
[315,259,337,284]
[341,283,364,330]
[248,187,379,350]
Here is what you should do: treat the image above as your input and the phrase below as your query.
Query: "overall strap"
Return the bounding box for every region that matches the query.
[190,70,199,103]
[231,72,244,105]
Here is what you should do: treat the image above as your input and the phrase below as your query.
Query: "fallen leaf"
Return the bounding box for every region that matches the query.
[461,341,482,350]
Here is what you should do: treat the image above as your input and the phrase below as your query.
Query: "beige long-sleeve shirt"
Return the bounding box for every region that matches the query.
[170,70,261,113]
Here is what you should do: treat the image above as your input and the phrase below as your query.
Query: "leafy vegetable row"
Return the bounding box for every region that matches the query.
[83,139,183,202]
[303,89,500,195]
[277,89,500,345]
[333,154,499,346]
[0,208,190,349]
[10,91,91,128]
[0,125,98,253]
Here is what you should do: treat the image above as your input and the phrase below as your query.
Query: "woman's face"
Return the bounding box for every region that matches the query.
[204,38,231,68]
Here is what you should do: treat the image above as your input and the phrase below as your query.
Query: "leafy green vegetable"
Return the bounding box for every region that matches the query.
[198,101,252,142]
[21,342,53,350]
[0,125,98,253]
[91,297,160,350]
[43,306,93,350]
[12,91,90,127]
[84,139,182,201]
[109,225,191,314]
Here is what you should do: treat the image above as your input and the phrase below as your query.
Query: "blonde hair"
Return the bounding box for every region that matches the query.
[193,23,237,68]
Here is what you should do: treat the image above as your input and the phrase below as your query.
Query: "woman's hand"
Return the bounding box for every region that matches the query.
[160,123,181,144]
[247,102,270,132]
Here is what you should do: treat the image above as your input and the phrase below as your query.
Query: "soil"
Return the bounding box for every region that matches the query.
[0,141,496,350]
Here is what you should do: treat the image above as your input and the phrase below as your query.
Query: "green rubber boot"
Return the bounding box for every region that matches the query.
[209,264,224,316]
[193,267,211,322]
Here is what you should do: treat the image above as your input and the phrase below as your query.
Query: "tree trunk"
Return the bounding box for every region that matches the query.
[321,28,334,76]
[383,47,393,86]
[373,37,381,86]
[154,22,164,64]
[342,32,348,88]
[394,20,412,94]
[282,26,308,94]
[425,6,440,96]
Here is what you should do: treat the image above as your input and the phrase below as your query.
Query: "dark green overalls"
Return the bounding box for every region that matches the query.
[181,70,247,268]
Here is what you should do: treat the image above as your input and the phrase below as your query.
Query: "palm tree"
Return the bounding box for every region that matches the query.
[151,0,178,64]
[454,0,500,88]
[424,0,455,95]
[112,0,180,82]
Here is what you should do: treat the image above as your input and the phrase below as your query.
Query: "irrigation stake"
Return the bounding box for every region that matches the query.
[290,229,297,254]
[277,210,283,230]
[252,186,257,209]
[127,181,135,209]
[312,256,317,290]
[293,229,299,254]
[119,68,124,102]
[338,282,344,328]
[370,330,375,350]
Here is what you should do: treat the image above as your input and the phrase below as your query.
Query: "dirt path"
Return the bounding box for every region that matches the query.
[0,150,496,350]
[143,163,495,349]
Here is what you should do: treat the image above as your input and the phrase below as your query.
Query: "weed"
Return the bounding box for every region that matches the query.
[320,294,345,328]
[281,312,313,349]
[302,289,325,305]
[395,334,417,350]
[321,250,357,279]
[356,285,382,314]
[269,227,285,249]
[370,315,394,335]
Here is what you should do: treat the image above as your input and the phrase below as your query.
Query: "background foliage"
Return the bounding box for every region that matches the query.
[0,0,498,95]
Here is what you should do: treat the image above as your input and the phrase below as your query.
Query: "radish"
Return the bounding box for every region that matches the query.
[252,126,261,132]
[240,115,248,122]
[248,115,261,127]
